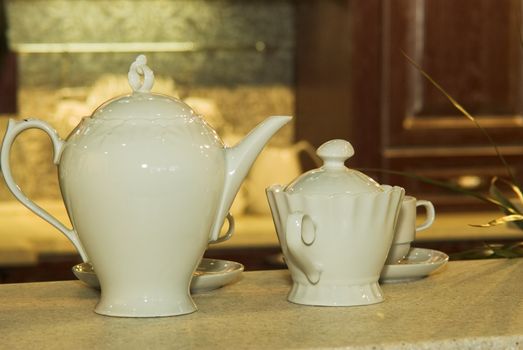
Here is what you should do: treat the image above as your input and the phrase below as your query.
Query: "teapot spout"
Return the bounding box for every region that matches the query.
[209,116,292,241]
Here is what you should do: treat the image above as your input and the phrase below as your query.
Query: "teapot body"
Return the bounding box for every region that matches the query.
[59,116,224,316]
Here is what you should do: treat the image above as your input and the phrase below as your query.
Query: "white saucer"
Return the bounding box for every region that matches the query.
[380,247,448,283]
[72,258,244,293]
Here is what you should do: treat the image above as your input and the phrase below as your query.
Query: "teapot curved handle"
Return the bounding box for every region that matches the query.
[286,211,321,284]
[1,119,89,262]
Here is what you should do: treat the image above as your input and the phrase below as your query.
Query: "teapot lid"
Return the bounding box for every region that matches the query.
[284,139,382,195]
[90,55,196,121]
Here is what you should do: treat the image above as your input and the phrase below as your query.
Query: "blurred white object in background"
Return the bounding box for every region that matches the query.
[54,74,179,131]
[86,74,179,109]
[183,96,226,133]
[246,140,319,215]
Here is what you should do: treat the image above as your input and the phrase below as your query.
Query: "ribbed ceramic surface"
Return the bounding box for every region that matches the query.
[267,184,405,306]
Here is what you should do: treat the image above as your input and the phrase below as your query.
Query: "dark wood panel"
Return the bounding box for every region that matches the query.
[295,0,382,169]
[384,0,523,148]
[295,0,523,210]
[421,0,520,116]
[381,0,523,209]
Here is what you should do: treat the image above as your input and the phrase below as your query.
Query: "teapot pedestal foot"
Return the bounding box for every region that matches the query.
[94,293,197,318]
[287,280,384,307]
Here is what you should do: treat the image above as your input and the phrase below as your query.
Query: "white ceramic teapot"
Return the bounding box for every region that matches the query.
[266,139,404,306]
[1,55,291,317]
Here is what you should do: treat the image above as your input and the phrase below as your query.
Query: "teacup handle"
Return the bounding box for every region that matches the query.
[209,213,235,244]
[1,118,89,261]
[286,212,321,284]
[416,200,435,232]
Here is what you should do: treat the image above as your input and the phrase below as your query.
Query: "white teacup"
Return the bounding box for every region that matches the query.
[386,196,435,264]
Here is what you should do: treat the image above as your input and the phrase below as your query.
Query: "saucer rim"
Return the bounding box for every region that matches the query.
[72,258,244,293]
[386,247,449,267]
[380,247,449,282]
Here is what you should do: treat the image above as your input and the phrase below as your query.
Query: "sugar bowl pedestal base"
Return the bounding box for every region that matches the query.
[287,281,384,307]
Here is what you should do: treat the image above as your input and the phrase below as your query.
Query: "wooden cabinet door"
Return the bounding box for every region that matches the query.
[296,0,523,210]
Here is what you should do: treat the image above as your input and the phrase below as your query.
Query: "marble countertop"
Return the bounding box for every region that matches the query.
[2,259,523,349]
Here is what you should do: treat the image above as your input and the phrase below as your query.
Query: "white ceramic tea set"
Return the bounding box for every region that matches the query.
[266,140,448,306]
[0,55,447,317]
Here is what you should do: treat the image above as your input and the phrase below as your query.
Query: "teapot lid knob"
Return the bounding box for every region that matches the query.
[317,139,354,170]
[128,54,155,93]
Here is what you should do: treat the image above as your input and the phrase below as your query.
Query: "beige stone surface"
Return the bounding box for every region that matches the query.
[1,259,523,349]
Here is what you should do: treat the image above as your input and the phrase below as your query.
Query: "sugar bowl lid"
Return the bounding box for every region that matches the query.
[284,139,382,195]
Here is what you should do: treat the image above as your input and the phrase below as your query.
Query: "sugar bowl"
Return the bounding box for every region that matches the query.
[266,139,404,306]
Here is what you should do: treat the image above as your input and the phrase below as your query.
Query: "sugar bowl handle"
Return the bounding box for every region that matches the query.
[1,118,89,262]
[285,212,321,284]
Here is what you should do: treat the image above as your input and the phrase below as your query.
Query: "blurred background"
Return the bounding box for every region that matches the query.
[1,0,523,282]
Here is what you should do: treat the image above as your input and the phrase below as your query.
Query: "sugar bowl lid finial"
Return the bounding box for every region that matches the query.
[284,139,382,195]
[316,139,355,170]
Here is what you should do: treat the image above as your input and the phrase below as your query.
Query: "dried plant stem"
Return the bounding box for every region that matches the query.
[401,51,519,187]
